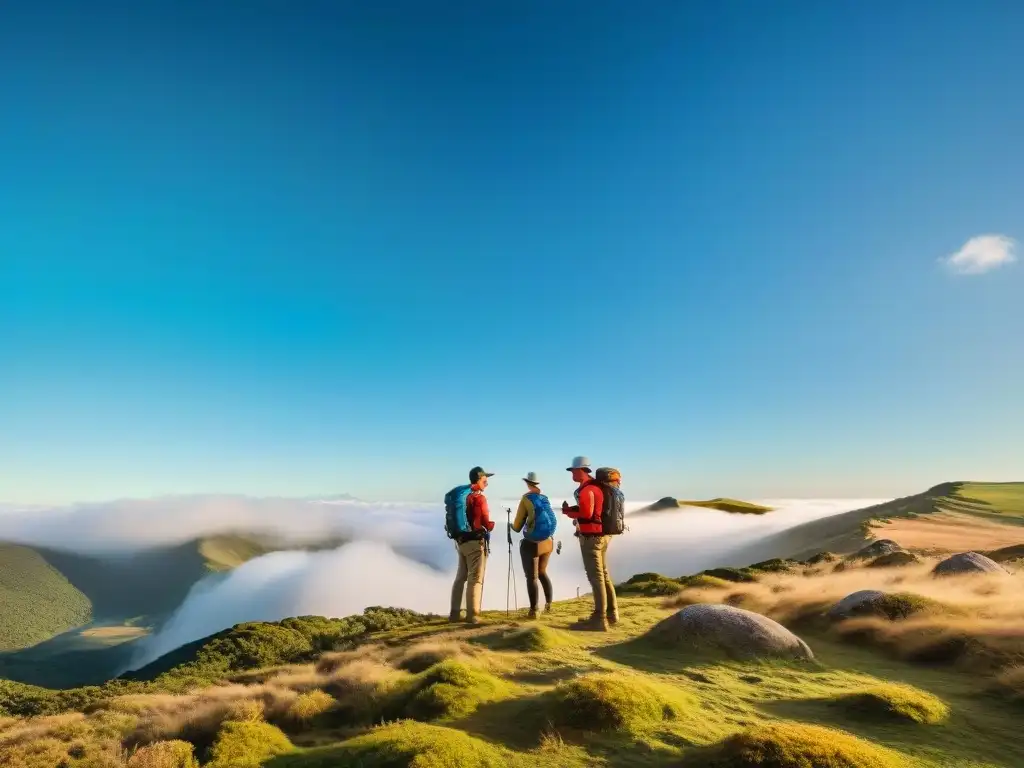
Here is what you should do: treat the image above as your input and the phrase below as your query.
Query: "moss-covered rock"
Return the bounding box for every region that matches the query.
[648,604,814,660]
[827,683,950,724]
[547,673,687,733]
[689,721,905,767]
[484,625,569,652]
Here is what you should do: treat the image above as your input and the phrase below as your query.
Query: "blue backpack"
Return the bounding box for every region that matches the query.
[523,492,557,542]
[444,484,473,539]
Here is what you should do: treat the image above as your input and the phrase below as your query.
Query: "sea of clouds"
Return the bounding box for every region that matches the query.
[0,494,888,669]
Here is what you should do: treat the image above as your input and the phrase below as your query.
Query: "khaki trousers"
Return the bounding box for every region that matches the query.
[579,535,618,618]
[450,538,488,618]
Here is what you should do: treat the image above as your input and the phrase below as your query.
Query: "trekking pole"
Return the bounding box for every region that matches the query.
[506,507,517,615]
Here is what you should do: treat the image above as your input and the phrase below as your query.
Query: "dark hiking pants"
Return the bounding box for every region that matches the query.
[519,538,554,610]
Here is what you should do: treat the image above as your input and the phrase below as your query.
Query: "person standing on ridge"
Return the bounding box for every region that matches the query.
[448,466,496,624]
[511,471,557,619]
[561,456,618,631]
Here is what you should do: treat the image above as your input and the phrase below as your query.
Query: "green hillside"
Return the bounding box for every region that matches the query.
[3,548,1024,767]
[0,544,93,651]
[728,481,1024,565]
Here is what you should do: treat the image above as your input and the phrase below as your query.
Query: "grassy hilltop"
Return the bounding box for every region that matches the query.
[2,481,1023,767]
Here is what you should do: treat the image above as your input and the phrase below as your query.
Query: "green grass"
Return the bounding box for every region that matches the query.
[546,672,693,733]
[390,660,513,722]
[940,482,1024,520]
[206,720,294,767]
[0,544,93,651]
[824,684,950,725]
[687,721,909,767]
[269,721,514,767]
[4,566,1024,767]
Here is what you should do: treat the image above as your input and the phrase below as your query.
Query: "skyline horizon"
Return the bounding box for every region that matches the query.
[2,3,1022,505]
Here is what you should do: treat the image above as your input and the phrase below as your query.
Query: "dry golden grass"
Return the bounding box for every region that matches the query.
[877,512,1024,554]
[662,558,1024,674]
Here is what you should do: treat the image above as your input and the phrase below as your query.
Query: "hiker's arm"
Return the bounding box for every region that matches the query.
[478,494,495,532]
[512,497,529,532]
[577,486,598,521]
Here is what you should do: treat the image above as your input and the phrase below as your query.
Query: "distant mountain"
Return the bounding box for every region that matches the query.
[724,481,1024,565]
[633,497,774,516]
[0,532,349,654]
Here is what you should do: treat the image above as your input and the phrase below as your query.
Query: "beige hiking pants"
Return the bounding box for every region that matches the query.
[450,538,488,618]
[580,535,618,618]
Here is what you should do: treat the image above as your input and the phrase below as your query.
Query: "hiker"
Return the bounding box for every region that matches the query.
[561,457,623,631]
[446,466,496,624]
[511,471,557,619]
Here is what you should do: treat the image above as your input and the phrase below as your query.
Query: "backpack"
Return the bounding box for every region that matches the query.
[523,492,557,543]
[444,485,473,539]
[595,467,626,536]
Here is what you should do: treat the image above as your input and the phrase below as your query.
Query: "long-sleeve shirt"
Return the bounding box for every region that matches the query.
[467,485,495,534]
[512,493,537,534]
[562,482,605,535]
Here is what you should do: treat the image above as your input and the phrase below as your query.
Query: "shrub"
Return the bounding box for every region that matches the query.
[700,568,757,583]
[689,721,905,767]
[285,690,335,726]
[206,721,293,768]
[618,572,685,596]
[127,740,199,768]
[547,673,686,733]
[272,720,508,767]
[847,593,947,621]
[484,626,568,652]
[826,683,949,724]
[392,661,510,722]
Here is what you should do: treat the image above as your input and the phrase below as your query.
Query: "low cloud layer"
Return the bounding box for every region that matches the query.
[942,234,1017,275]
[119,496,884,669]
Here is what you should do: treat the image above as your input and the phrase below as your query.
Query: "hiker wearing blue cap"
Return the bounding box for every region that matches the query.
[511,471,558,619]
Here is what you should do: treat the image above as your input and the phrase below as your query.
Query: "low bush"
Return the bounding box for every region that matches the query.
[547,673,687,733]
[206,721,293,768]
[825,683,949,724]
[271,720,508,767]
[389,661,510,722]
[126,740,199,768]
[688,721,905,767]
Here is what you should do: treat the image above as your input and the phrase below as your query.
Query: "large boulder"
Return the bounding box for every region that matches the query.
[647,603,813,660]
[827,590,887,620]
[933,551,1008,577]
[850,539,904,560]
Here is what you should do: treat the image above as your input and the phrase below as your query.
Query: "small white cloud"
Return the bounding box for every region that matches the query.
[942,234,1017,275]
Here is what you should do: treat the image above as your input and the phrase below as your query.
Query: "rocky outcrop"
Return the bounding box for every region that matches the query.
[850,539,904,560]
[827,590,887,620]
[932,552,1008,577]
[647,604,813,660]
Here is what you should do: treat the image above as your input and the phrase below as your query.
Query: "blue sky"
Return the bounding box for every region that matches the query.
[1,1,1021,505]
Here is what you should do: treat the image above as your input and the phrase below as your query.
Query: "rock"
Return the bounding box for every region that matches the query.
[932,551,1008,577]
[803,551,837,565]
[850,539,904,560]
[828,590,886,620]
[648,603,814,660]
[868,551,920,568]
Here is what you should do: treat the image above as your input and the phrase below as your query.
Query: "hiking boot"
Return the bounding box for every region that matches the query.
[607,613,619,626]
[464,614,481,625]
[527,608,538,620]
[543,603,553,614]
[569,615,609,632]
[448,612,462,623]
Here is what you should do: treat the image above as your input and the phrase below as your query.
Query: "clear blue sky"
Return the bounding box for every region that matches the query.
[2,1,1021,505]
